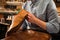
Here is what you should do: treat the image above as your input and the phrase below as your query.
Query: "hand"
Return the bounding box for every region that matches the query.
[27,13,37,24]
[27,13,46,30]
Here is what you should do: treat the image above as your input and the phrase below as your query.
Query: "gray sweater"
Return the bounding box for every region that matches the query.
[22,0,59,33]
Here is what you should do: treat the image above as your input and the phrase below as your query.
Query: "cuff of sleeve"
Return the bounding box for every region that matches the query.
[46,22,59,33]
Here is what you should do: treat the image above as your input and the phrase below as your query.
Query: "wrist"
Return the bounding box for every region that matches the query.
[34,18,46,30]
[34,17,39,24]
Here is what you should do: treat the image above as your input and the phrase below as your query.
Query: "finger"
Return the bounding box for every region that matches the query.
[28,13,32,17]
[26,16,30,20]
[28,16,31,19]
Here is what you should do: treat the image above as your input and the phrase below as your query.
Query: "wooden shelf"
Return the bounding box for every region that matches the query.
[6,18,12,20]
[57,7,60,16]
[0,22,10,26]
[6,1,23,5]
[0,10,18,14]
[57,7,60,13]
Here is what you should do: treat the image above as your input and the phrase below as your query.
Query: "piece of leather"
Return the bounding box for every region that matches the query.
[5,30,51,40]
[6,9,29,36]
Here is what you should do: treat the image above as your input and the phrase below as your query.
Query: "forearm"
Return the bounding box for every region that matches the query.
[34,18,46,30]
[27,12,47,30]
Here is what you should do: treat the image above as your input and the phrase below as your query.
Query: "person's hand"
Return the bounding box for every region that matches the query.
[27,13,46,30]
[27,13,37,24]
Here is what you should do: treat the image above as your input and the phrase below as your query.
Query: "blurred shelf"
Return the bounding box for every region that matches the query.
[0,10,18,14]
[6,1,23,5]
[6,18,12,20]
[57,7,60,13]
[0,22,10,26]
[58,13,60,16]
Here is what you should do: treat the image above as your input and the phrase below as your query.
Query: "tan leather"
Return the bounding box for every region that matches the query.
[6,9,29,36]
[5,30,51,40]
[10,9,28,29]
